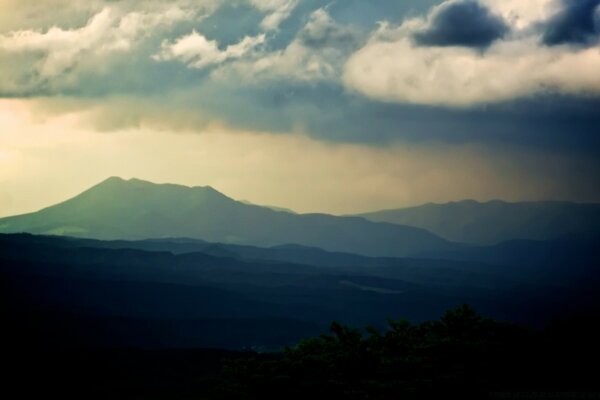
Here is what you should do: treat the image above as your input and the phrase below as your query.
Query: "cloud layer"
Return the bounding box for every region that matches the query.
[2,1,599,106]
[344,0,600,107]
[0,0,598,210]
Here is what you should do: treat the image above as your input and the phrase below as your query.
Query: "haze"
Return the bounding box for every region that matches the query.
[1,0,599,216]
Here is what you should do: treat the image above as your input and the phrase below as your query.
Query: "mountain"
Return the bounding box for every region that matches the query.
[0,177,454,257]
[358,200,600,245]
[239,199,297,214]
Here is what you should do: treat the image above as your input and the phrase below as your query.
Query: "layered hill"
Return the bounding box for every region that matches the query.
[358,200,600,245]
[0,177,454,257]
[3,232,598,350]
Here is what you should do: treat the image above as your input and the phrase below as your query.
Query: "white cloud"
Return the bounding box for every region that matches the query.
[214,9,359,82]
[481,0,560,30]
[0,9,116,77]
[0,0,218,33]
[249,0,299,31]
[0,5,193,81]
[154,31,266,69]
[343,0,600,107]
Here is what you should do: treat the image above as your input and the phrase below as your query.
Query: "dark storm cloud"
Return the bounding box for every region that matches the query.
[542,0,600,46]
[259,87,600,157]
[74,76,600,158]
[414,0,509,48]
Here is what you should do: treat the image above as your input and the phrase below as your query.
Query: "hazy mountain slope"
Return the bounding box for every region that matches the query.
[0,177,454,257]
[4,232,596,346]
[358,200,600,244]
[4,232,597,290]
[421,234,600,285]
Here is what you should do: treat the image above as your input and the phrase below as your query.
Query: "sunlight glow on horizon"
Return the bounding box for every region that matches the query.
[1,98,598,218]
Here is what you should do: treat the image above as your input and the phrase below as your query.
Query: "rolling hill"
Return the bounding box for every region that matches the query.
[3,232,597,351]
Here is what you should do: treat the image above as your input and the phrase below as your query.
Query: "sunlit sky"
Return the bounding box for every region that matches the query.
[1,0,599,217]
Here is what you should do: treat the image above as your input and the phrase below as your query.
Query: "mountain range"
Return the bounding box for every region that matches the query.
[0,177,453,257]
[3,177,598,252]
[358,199,600,244]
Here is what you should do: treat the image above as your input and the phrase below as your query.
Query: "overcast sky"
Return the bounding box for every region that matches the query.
[1,0,599,216]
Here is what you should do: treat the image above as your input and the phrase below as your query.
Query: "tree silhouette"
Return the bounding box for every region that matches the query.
[218,305,600,399]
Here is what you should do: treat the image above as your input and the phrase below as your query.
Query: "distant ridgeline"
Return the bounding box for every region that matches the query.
[1,177,598,255]
[0,177,453,258]
[1,230,598,350]
[357,199,600,245]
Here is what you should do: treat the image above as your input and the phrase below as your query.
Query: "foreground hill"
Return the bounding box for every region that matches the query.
[358,200,600,244]
[0,177,453,257]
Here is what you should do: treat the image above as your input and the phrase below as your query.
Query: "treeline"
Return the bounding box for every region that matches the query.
[218,305,600,399]
[5,305,600,399]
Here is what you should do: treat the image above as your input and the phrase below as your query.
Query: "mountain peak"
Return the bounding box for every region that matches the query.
[96,176,152,188]
[50,177,236,216]
[102,176,127,183]
[99,176,156,186]
[95,177,221,193]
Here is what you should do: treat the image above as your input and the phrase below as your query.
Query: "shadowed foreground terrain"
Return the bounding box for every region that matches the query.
[5,306,600,399]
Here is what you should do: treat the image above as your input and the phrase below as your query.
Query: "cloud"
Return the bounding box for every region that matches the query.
[214,9,362,82]
[0,0,219,33]
[480,0,559,30]
[0,0,599,156]
[154,31,266,69]
[343,0,600,107]
[193,2,264,46]
[249,0,299,31]
[0,5,196,94]
[542,0,600,45]
[0,9,118,77]
[297,8,359,49]
[413,0,508,48]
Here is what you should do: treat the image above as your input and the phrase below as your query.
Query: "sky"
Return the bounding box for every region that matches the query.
[0,0,599,216]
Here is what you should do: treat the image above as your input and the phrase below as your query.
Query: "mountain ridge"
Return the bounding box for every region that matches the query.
[0,177,454,257]
[357,199,600,244]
